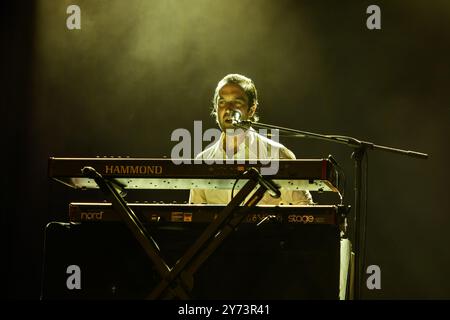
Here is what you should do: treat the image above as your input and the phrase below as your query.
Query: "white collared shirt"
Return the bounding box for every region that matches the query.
[189,128,313,205]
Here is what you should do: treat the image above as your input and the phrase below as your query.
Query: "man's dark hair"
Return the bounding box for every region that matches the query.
[211,73,259,122]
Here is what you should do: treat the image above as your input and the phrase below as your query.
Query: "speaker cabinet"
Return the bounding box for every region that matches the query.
[41,221,340,299]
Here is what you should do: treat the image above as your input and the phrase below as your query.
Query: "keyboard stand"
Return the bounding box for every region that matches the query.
[82,166,279,300]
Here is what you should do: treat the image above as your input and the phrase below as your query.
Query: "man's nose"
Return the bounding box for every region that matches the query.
[224,101,237,112]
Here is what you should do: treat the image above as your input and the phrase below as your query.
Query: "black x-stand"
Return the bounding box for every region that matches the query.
[234,120,428,300]
[82,165,280,299]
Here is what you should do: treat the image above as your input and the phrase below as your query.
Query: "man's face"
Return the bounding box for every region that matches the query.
[216,83,255,131]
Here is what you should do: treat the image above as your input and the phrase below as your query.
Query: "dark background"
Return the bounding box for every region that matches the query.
[3,0,450,299]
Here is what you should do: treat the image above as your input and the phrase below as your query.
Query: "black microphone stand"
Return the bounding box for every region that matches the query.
[235,120,428,300]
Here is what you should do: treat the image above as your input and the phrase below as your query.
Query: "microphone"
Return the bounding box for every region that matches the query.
[231,110,242,126]
[231,110,251,129]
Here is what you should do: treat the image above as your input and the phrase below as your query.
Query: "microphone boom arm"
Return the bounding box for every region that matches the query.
[237,120,428,159]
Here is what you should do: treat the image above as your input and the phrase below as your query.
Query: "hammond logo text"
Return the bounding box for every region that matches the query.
[105,165,163,175]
